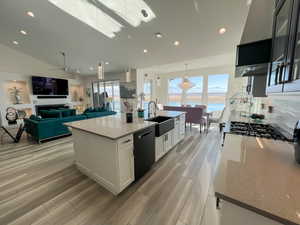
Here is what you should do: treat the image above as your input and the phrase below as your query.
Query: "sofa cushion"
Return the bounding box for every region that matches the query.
[83,107,94,113]
[40,110,62,118]
[58,109,76,117]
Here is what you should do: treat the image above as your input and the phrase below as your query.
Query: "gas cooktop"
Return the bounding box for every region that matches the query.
[228,121,289,141]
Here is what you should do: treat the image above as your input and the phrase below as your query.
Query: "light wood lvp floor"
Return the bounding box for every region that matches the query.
[0,127,221,225]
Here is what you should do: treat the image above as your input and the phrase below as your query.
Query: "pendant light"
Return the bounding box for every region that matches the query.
[98,62,104,80]
[156,76,161,86]
[126,68,131,83]
[178,64,194,90]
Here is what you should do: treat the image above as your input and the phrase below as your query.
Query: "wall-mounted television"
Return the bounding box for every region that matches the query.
[32,76,69,95]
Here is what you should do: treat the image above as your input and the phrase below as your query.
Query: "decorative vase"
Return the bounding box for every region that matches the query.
[126,113,133,123]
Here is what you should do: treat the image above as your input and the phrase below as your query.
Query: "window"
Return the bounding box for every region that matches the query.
[92,80,120,112]
[168,78,182,106]
[143,80,152,109]
[144,81,152,102]
[168,77,203,106]
[166,74,229,112]
[207,74,229,112]
[185,77,203,106]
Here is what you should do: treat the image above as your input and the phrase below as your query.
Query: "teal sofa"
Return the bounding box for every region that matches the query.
[24,108,116,143]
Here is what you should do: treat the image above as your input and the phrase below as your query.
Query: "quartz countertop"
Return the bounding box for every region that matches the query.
[65,114,156,140]
[145,110,186,119]
[214,134,300,225]
[66,110,185,140]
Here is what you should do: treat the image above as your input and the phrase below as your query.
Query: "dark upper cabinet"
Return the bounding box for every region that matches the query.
[283,0,300,91]
[268,0,300,93]
[267,0,294,93]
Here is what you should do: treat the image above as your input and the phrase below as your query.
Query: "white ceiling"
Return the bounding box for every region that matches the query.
[0,0,249,75]
[240,0,274,44]
[138,53,236,75]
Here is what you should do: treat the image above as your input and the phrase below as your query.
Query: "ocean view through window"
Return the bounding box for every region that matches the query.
[168,74,229,112]
[207,74,229,112]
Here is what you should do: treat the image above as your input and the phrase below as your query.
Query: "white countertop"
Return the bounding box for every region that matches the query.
[66,111,185,140]
[214,134,300,225]
[65,114,157,140]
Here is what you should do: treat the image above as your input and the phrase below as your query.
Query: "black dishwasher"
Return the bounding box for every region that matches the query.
[133,126,155,181]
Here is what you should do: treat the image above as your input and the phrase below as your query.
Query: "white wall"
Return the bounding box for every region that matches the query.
[0,44,87,126]
[0,44,60,75]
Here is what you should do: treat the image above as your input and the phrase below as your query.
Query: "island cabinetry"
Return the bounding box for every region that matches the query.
[72,129,134,195]
[155,114,186,162]
[173,117,180,146]
[179,114,186,140]
[155,135,164,161]
[155,131,174,162]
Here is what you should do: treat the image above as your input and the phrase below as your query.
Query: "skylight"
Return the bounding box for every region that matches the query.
[95,0,156,27]
[48,0,123,38]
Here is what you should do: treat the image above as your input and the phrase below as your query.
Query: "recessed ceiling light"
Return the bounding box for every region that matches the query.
[20,30,27,35]
[13,41,19,45]
[27,11,35,17]
[155,32,163,38]
[174,41,180,46]
[105,62,109,65]
[219,27,227,34]
[143,49,148,53]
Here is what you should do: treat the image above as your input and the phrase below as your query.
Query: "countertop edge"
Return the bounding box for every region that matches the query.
[66,123,157,140]
[215,192,299,225]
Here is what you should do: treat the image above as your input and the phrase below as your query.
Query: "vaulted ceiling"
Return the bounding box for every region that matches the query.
[0,0,249,75]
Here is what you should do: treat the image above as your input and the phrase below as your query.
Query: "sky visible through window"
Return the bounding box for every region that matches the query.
[168,77,203,94]
[187,77,203,94]
[144,81,151,94]
[208,74,229,93]
[168,74,229,112]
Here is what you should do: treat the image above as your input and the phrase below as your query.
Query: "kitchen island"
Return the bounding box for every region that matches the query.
[65,111,186,195]
[214,134,300,225]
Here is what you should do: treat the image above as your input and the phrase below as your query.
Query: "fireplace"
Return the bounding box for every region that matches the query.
[35,104,69,116]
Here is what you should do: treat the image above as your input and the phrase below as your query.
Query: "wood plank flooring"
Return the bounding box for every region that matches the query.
[0,127,222,225]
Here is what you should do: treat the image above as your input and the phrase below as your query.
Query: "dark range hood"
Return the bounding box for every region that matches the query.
[235,39,272,97]
[236,63,269,77]
[235,39,272,77]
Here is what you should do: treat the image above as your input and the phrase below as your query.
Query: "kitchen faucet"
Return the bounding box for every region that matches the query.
[148,101,158,118]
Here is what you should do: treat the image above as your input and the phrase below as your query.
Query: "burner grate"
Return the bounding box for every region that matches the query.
[229,121,287,141]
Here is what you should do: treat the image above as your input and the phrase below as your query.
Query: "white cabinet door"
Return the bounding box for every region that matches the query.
[118,135,134,190]
[155,135,165,161]
[174,117,180,145]
[179,114,186,141]
[165,131,173,152]
[118,144,134,189]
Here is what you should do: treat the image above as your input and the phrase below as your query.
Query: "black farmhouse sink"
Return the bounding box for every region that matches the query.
[146,116,174,137]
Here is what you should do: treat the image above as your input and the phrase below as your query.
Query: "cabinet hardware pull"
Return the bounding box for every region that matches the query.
[122,139,131,144]
[138,131,152,139]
